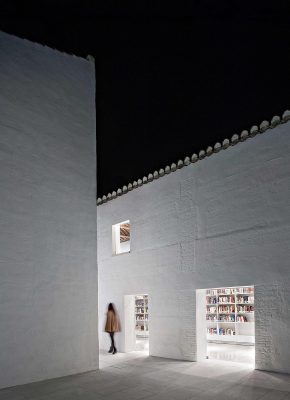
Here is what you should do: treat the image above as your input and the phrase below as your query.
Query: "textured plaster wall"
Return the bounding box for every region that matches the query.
[98,122,290,373]
[0,32,98,388]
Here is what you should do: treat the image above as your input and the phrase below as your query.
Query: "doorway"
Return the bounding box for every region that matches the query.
[135,295,149,351]
[124,294,149,354]
[196,286,255,366]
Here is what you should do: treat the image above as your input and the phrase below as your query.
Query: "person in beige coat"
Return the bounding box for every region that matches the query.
[105,303,120,354]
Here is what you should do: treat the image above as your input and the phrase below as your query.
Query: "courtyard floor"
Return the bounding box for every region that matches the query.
[0,350,290,400]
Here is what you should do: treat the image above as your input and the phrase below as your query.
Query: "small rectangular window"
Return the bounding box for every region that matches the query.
[112,220,130,255]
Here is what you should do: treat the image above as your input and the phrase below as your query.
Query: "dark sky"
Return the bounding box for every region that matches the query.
[1,2,290,197]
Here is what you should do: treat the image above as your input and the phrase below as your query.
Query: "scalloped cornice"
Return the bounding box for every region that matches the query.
[97,110,290,206]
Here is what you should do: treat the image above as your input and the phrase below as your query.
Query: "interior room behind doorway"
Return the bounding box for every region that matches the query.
[197,285,255,366]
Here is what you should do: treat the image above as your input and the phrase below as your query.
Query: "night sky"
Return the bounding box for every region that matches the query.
[1,2,290,197]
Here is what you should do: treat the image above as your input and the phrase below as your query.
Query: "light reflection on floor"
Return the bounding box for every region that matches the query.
[135,337,149,352]
[207,342,255,366]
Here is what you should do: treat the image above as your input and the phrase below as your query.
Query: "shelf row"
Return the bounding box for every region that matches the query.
[207,313,254,316]
[207,321,253,324]
[206,287,254,296]
[207,305,254,313]
[207,298,254,305]
[207,329,255,340]
[207,313,252,322]
[207,328,235,335]
[135,325,149,329]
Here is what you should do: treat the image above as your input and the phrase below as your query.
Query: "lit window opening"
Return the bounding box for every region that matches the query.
[112,220,130,255]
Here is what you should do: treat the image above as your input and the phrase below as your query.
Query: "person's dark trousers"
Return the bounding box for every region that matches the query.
[109,332,117,354]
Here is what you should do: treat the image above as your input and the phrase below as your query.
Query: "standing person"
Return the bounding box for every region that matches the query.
[105,303,120,354]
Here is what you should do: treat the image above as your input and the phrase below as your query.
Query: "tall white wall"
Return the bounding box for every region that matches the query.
[98,121,290,374]
[0,32,98,388]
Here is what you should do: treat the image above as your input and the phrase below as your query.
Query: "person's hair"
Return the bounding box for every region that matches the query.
[108,303,115,313]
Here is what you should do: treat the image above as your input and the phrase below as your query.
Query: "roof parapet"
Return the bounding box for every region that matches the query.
[97,110,290,206]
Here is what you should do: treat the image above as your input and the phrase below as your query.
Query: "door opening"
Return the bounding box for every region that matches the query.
[196,286,255,367]
[124,294,149,354]
[135,294,149,352]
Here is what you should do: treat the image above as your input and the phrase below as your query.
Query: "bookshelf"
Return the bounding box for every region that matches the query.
[206,286,254,344]
[135,294,149,339]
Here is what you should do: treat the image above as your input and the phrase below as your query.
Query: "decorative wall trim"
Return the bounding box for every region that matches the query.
[97,110,290,205]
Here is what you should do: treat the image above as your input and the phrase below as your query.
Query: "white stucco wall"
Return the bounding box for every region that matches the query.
[98,122,290,374]
[0,31,98,388]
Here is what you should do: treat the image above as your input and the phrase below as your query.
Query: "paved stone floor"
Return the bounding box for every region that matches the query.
[1,350,290,400]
